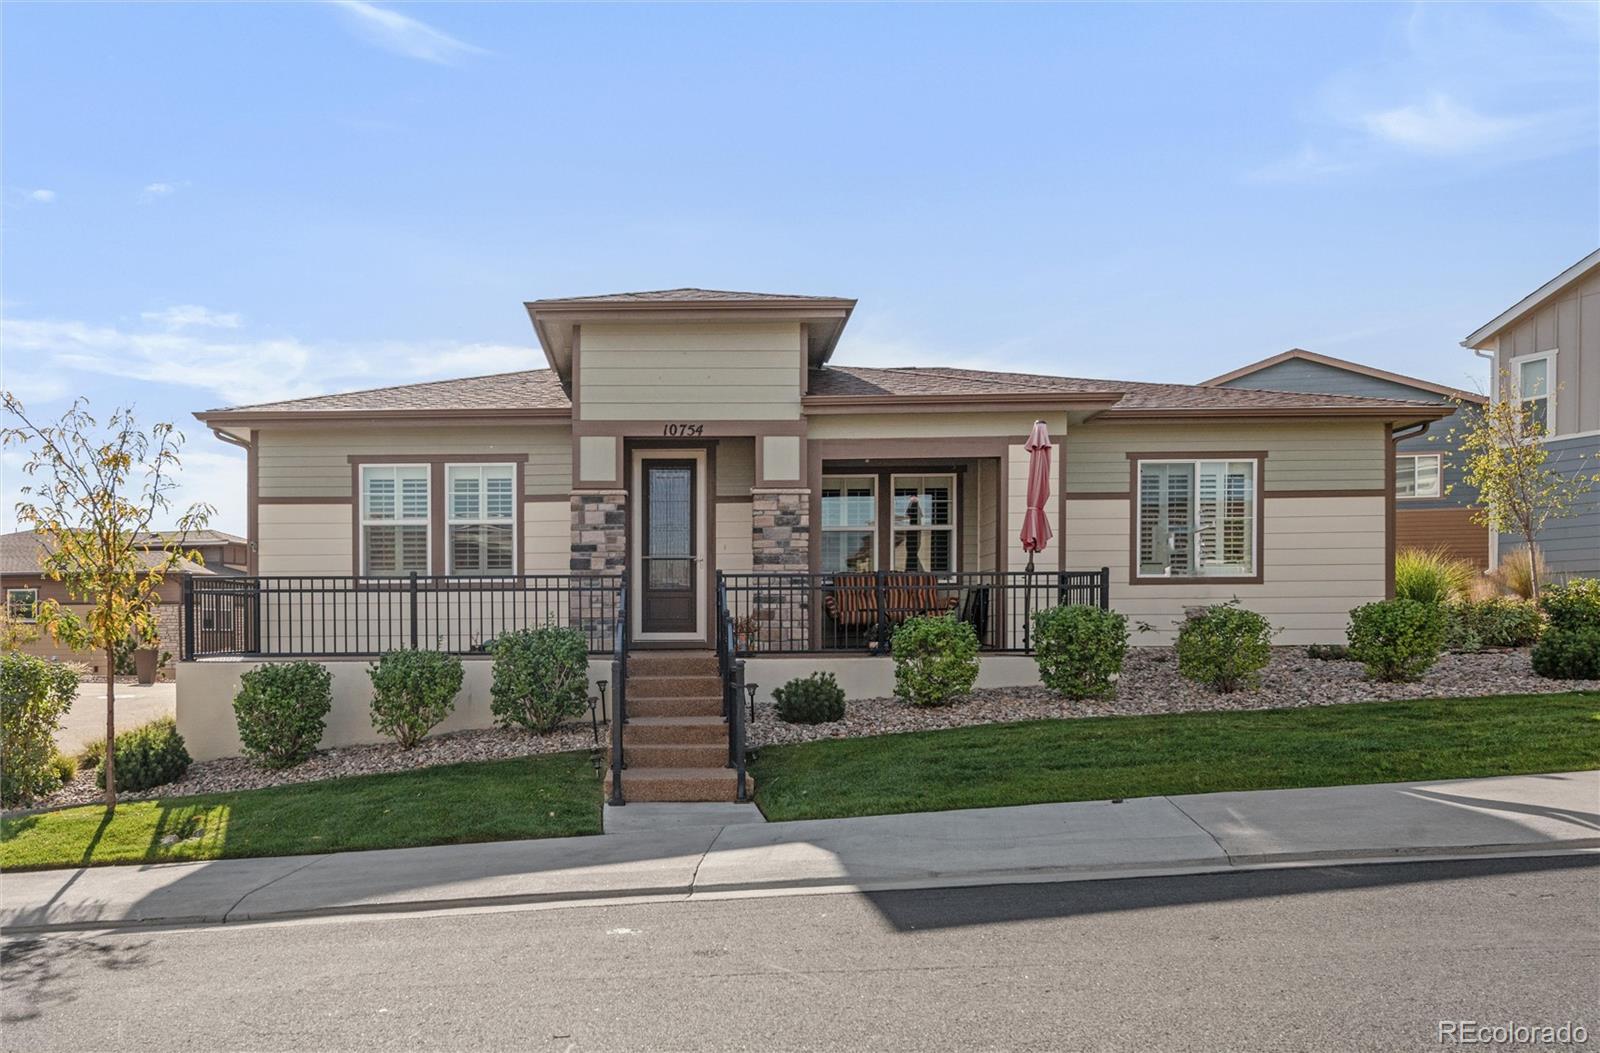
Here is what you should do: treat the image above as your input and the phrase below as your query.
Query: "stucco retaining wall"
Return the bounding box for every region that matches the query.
[742,655,1043,706]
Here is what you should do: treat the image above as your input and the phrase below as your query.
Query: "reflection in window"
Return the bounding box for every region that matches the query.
[892,474,955,573]
[821,476,876,572]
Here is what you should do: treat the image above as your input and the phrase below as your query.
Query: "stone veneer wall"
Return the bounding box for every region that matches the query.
[751,490,810,570]
[570,491,627,641]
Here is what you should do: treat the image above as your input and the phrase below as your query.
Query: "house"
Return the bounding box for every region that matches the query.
[177,287,1449,794]
[1462,249,1600,579]
[1204,349,1489,567]
[1,529,248,673]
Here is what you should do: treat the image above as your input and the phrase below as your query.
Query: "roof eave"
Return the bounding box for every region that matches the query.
[1097,405,1455,423]
[194,407,573,426]
[801,392,1126,414]
[1461,247,1600,349]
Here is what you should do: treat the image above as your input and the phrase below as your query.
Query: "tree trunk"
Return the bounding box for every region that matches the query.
[1525,540,1541,603]
[104,646,118,811]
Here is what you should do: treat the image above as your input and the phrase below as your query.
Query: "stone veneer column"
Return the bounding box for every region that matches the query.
[570,491,628,646]
[750,489,810,650]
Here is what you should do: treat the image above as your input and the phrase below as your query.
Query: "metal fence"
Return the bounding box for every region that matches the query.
[181,573,625,659]
[718,568,1109,655]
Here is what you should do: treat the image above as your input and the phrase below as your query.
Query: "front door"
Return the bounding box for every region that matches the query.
[641,459,698,635]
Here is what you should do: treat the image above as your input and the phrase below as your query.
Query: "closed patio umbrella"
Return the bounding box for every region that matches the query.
[1019,420,1053,649]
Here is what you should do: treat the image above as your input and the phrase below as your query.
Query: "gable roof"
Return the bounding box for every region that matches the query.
[1462,248,1600,349]
[1200,348,1486,404]
[0,530,243,578]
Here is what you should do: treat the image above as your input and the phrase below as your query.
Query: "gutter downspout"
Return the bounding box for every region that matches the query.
[209,427,257,575]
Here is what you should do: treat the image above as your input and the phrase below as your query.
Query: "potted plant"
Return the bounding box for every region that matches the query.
[733,615,761,654]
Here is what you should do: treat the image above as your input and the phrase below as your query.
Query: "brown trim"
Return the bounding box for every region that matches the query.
[523,493,570,503]
[1065,490,1132,500]
[626,442,717,648]
[257,495,354,505]
[570,323,582,421]
[196,408,571,426]
[1385,423,1397,600]
[1200,348,1487,405]
[808,437,1012,461]
[345,453,529,465]
[1100,406,1453,422]
[802,392,1125,414]
[1265,488,1388,498]
[571,419,809,438]
[799,322,810,396]
[753,433,807,488]
[246,429,258,574]
[1126,453,1267,587]
[572,432,624,491]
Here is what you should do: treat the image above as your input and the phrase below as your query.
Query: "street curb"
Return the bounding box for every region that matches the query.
[5,843,1597,936]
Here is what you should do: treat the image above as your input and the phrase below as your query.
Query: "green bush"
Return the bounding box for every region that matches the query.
[233,661,333,769]
[1305,643,1350,661]
[1176,602,1273,693]
[368,649,464,749]
[1539,578,1600,632]
[0,653,79,806]
[1394,548,1475,605]
[1032,605,1127,699]
[892,615,979,706]
[96,716,191,793]
[773,672,846,724]
[49,751,77,786]
[1346,599,1447,682]
[77,736,105,771]
[1444,598,1543,652]
[1530,625,1600,680]
[489,625,589,734]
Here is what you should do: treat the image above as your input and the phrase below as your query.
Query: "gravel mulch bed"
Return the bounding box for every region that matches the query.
[750,647,1600,748]
[11,723,601,815]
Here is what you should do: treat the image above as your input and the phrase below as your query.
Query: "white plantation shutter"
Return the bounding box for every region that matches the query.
[362,465,430,575]
[1138,460,1255,578]
[447,464,516,575]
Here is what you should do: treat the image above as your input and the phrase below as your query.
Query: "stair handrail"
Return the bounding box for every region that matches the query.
[608,572,628,806]
[716,573,749,801]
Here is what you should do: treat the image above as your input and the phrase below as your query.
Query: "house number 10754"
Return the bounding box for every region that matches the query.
[662,423,704,437]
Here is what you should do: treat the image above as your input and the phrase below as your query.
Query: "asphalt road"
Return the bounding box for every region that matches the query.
[55,682,176,755]
[4,856,1596,1052]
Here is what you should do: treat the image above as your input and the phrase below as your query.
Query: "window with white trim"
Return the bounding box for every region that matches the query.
[360,464,430,576]
[1513,351,1554,435]
[1137,459,1257,578]
[1395,454,1441,499]
[446,464,516,575]
[6,588,38,622]
[820,476,876,572]
[891,474,956,573]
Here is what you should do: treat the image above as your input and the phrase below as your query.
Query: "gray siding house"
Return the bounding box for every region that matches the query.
[1205,349,1489,567]
[1463,248,1600,580]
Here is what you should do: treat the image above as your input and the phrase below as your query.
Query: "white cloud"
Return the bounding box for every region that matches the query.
[27,189,56,204]
[1,311,540,408]
[141,305,243,330]
[331,1,485,64]
[1246,144,1359,185]
[141,182,176,201]
[1361,94,1538,154]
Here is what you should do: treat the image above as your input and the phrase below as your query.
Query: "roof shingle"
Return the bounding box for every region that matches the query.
[203,370,569,415]
[528,288,851,305]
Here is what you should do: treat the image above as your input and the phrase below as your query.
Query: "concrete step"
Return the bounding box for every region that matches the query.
[628,651,719,677]
[624,716,726,744]
[616,742,728,768]
[627,695,723,718]
[605,767,754,803]
[626,674,723,699]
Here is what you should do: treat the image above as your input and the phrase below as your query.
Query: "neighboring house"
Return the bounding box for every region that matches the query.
[1,529,247,673]
[1204,349,1489,567]
[1462,249,1600,579]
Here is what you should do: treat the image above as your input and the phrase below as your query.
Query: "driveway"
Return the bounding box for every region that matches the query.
[56,682,176,754]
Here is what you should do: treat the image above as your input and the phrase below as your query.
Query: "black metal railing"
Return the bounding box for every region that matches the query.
[719,568,1109,656]
[608,574,629,806]
[180,573,626,659]
[716,574,749,802]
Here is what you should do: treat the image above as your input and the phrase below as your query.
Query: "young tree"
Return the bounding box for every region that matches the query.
[1454,373,1597,602]
[2,395,212,809]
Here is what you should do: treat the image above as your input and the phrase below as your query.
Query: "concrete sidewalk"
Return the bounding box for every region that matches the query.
[3,771,1596,934]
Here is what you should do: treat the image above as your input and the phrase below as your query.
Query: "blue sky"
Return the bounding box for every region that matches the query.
[4,1,1597,534]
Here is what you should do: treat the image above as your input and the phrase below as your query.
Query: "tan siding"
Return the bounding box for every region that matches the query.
[523,500,569,573]
[1064,494,1385,645]
[256,425,571,499]
[961,469,978,571]
[977,460,999,571]
[715,501,754,574]
[1491,266,1600,437]
[1065,421,1387,492]
[257,503,353,575]
[807,410,1070,441]
[716,438,755,497]
[579,322,802,421]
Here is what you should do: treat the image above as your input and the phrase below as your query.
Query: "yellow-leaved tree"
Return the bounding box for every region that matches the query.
[2,395,213,809]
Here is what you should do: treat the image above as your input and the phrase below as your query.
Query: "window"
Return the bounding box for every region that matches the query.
[1395,454,1441,499]
[821,476,877,572]
[1513,351,1554,435]
[6,588,38,622]
[361,465,430,576]
[447,464,516,575]
[1137,459,1257,578]
[891,474,956,573]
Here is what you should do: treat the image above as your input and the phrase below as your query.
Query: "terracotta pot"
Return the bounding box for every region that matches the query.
[134,647,159,685]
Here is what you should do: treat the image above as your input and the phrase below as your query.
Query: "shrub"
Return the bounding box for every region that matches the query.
[233,660,333,769]
[368,649,464,749]
[1444,598,1542,652]
[891,615,979,706]
[1305,643,1350,661]
[49,751,77,786]
[1174,602,1274,693]
[0,652,79,806]
[1346,599,1447,682]
[1488,547,1550,600]
[773,673,846,724]
[78,736,105,771]
[489,625,589,734]
[1394,548,1475,605]
[1032,605,1128,699]
[1539,578,1600,632]
[96,716,191,793]
[1531,625,1600,680]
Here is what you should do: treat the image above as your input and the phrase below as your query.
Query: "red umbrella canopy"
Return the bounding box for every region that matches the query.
[1019,420,1053,557]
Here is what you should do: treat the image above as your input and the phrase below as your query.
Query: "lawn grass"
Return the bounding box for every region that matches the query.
[0,752,603,872]
[751,693,1600,822]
